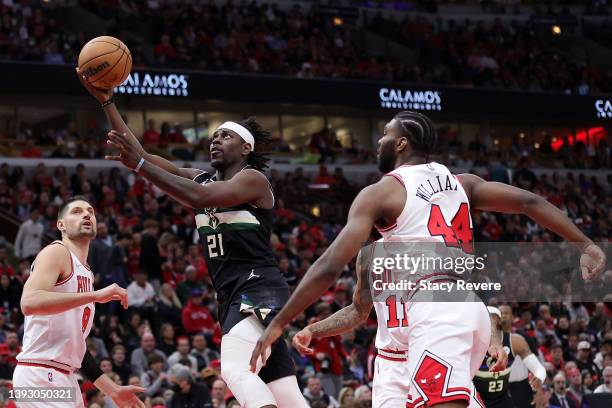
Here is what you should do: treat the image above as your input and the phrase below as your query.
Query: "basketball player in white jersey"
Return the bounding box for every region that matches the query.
[292,246,497,408]
[252,111,606,408]
[13,196,146,408]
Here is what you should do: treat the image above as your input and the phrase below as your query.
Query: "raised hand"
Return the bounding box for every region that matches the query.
[75,67,113,105]
[105,130,146,170]
[580,243,606,282]
[94,283,128,309]
[292,328,314,355]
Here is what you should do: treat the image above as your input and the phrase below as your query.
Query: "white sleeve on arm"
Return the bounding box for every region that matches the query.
[522,354,546,382]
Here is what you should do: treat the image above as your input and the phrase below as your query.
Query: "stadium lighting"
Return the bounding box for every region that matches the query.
[333,17,344,26]
[552,25,561,35]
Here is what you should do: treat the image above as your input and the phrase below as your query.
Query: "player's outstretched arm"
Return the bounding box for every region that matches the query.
[21,245,129,315]
[107,129,269,208]
[511,334,546,389]
[21,245,97,315]
[94,374,146,408]
[250,180,394,371]
[487,313,508,372]
[459,173,606,281]
[76,68,197,179]
[293,249,373,354]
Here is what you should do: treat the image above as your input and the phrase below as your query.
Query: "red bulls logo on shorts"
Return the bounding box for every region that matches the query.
[407,351,470,408]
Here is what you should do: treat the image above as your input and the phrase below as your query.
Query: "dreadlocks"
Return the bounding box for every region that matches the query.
[237,117,272,170]
[394,111,439,158]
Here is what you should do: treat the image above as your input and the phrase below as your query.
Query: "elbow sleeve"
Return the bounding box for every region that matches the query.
[522,354,546,382]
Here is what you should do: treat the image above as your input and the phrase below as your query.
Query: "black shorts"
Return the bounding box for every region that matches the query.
[483,395,515,408]
[219,266,295,383]
[509,380,533,408]
[219,266,290,334]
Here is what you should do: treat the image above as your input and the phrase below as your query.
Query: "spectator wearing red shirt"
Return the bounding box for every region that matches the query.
[142,119,160,146]
[20,140,43,158]
[546,344,566,372]
[308,303,347,398]
[181,288,215,336]
[4,331,20,366]
[186,245,208,282]
[169,124,187,143]
[154,35,177,61]
[0,343,14,380]
[483,214,503,241]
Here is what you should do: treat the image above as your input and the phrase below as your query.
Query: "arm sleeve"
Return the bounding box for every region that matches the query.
[522,354,546,382]
[80,349,103,381]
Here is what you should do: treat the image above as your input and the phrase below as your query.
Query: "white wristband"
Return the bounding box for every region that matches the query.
[134,157,145,173]
[523,354,546,382]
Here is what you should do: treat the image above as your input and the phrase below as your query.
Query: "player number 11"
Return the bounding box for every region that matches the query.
[207,233,225,258]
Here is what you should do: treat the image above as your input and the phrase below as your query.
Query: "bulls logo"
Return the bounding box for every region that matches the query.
[408,351,471,408]
[419,371,442,389]
[414,354,449,393]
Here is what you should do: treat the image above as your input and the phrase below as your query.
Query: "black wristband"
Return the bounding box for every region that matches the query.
[101,97,114,108]
[80,350,103,381]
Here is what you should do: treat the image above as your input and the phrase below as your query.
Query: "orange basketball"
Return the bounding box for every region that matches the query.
[78,36,132,90]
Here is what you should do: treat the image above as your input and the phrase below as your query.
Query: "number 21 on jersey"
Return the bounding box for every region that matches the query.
[207,233,225,257]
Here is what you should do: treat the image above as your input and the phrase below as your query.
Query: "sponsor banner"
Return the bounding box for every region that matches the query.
[115,72,189,96]
[362,242,610,302]
[0,63,609,121]
[379,88,442,111]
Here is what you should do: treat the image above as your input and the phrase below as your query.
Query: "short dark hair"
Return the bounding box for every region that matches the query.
[148,354,164,366]
[57,195,91,220]
[393,111,439,157]
[238,117,272,170]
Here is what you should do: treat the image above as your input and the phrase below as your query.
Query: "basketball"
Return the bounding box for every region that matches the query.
[77,36,131,90]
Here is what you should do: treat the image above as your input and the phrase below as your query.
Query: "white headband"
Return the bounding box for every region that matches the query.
[487,306,502,319]
[216,121,255,151]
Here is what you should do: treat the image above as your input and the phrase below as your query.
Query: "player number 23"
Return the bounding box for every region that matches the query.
[488,380,504,392]
[207,233,225,258]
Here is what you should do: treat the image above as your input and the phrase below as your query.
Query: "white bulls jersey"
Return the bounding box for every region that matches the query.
[372,162,474,350]
[18,241,95,369]
[376,162,472,247]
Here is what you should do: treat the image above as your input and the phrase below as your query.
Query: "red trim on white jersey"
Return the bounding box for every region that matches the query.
[378,348,408,362]
[375,172,406,233]
[17,362,71,375]
[385,173,405,186]
[375,222,397,233]
[48,241,74,286]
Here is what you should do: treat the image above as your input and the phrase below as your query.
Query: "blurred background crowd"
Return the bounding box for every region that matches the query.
[0,0,609,407]
[0,0,611,93]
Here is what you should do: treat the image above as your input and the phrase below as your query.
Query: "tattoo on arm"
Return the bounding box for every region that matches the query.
[307,249,373,338]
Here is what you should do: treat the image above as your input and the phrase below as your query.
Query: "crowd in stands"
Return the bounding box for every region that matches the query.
[368,14,612,94]
[0,143,610,406]
[0,1,611,93]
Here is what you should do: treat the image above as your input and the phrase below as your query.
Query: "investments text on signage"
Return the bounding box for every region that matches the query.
[379,88,442,111]
[115,72,189,97]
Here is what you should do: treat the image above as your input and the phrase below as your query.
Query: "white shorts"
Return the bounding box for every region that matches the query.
[405,302,490,408]
[372,349,410,408]
[12,364,84,408]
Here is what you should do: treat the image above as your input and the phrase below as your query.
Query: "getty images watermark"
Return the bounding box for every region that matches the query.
[363,242,610,302]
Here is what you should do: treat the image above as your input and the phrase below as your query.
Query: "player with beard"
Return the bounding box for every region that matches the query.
[78,71,308,408]
[251,110,606,408]
[14,196,145,408]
